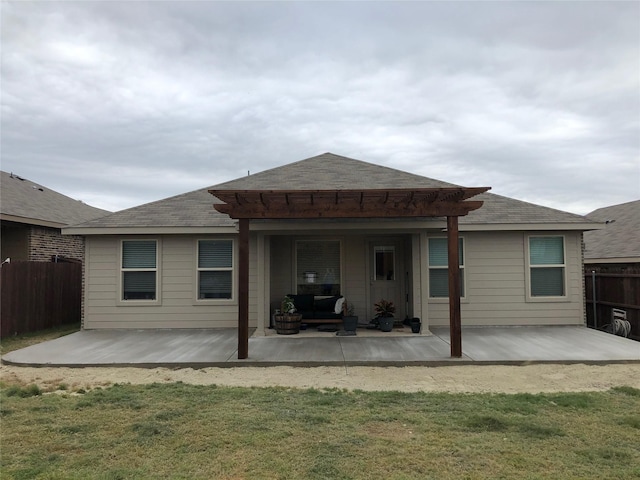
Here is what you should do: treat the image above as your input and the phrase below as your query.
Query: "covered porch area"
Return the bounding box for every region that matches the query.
[210,187,490,359]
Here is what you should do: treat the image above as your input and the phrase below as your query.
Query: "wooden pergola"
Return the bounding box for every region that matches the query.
[210,187,490,359]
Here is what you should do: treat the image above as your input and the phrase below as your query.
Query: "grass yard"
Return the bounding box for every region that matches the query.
[1,381,639,479]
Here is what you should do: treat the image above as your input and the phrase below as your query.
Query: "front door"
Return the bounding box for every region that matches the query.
[369,240,405,321]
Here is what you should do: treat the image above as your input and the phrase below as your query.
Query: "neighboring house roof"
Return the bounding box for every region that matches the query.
[65,153,597,233]
[0,171,110,228]
[584,199,640,263]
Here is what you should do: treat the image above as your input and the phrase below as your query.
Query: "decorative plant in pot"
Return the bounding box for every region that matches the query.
[274,295,302,335]
[374,299,396,332]
[342,301,358,333]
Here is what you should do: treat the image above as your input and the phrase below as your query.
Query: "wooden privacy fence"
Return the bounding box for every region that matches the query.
[584,265,639,341]
[0,261,81,337]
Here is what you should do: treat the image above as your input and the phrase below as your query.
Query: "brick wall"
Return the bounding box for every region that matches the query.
[28,226,85,262]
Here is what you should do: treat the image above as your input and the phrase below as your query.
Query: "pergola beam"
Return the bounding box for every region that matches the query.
[214,200,483,219]
[211,188,489,220]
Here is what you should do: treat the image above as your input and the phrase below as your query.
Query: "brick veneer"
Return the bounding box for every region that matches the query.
[28,226,84,262]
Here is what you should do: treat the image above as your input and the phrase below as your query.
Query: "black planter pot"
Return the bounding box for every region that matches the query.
[410,318,421,334]
[378,316,394,332]
[343,316,358,332]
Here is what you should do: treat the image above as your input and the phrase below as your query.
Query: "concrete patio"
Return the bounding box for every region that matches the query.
[2,326,640,368]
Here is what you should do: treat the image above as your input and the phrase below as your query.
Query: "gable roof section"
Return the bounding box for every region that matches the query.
[66,153,597,233]
[214,153,456,190]
[584,199,640,262]
[1,171,110,228]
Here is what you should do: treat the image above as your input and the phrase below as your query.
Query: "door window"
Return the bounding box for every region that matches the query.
[374,246,395,281]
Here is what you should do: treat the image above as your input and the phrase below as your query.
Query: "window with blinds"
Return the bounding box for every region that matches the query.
[122,240,157,300]
[529,236,565,297]
[296,240,341,295]
[428,237,465,298]
[198,240,233,299]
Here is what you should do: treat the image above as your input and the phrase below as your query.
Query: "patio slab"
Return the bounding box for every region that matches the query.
[2,326,639,368]
[431,326,640,363]
[241,337,346,365]
[339,336,463,364]
[1,329,239,367]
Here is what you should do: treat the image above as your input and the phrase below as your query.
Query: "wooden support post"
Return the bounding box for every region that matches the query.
[447,215,462,357]
[238,218,249,359]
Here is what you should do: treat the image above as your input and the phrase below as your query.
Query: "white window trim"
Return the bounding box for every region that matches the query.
[294,238,343,296]
[118,238,162,306]
[525,234,568,302]
[194,238,237,305]
[427,236,467,303]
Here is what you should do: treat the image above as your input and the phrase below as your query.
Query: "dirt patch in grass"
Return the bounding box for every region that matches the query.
[1,363,639,394]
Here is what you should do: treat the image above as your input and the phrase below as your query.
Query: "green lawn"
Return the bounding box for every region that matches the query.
[1,381,639,479]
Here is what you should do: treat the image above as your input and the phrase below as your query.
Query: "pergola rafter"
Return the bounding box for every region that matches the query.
[209,186,490,360]
[213,187,488,220]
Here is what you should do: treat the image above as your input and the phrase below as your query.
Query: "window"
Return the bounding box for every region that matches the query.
[374,246,395,281]
[529,236,565,297]
[198,240,233,299]
[122,240,157,300]
[296,240,341,295]
[428,237,464,298]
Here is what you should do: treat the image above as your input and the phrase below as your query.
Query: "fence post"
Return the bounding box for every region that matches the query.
[592,270,597,329]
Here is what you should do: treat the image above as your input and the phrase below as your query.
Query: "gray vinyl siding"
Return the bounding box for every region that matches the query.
[342,235,368,318]
[427,231,585,326]
[269,236,293,312]
[84,229,585,330]
[268,234,369,317]
[84,234,256,329]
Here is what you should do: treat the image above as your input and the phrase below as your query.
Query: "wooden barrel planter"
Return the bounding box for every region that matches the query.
[274,314,302,335]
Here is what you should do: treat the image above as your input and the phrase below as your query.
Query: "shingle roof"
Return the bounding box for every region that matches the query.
[1,171,110,227]
[214,152,456,190]
[584,200,640,261]
[71,188,236,229]
[69,153,594,230]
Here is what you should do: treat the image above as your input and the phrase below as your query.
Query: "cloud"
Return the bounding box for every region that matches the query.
[1,1,638,215]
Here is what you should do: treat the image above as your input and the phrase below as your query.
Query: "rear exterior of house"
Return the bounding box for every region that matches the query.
[65,154,597,333]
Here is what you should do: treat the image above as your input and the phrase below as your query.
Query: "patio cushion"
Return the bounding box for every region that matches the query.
[314,295,342,312]
[286,294,345,322]
[289,294,314,312]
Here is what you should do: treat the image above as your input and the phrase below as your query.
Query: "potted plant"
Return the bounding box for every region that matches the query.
[342,301,358,333]
[274,295,302,335]
[374,299,396,332]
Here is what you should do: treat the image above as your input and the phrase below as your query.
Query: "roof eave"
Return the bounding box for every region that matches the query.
[459,222,603,232]
[1,213,66,229]
[62,226,239,235]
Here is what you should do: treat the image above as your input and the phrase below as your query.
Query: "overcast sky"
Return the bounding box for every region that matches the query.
[2,1,639,215]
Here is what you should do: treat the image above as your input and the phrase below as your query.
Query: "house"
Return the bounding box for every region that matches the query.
[1,171,110,263]
[583,200,639,339]
[64,153,599,356]
[584,199,640,269]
